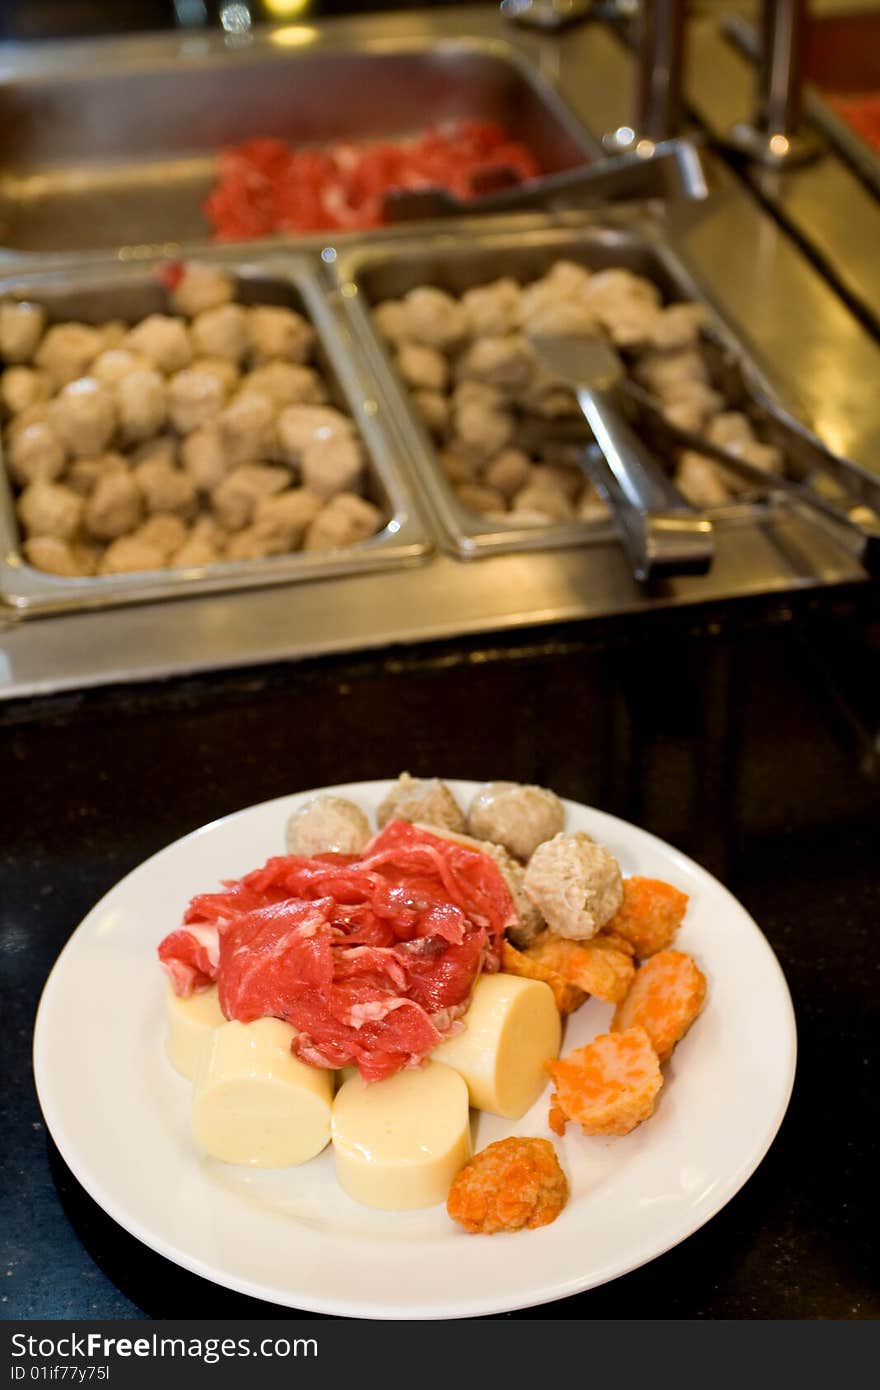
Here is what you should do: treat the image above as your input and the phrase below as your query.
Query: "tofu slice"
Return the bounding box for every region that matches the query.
[332,1061,471,1211]
[191,1017,333,1167]
[432,972,561,1119]
[165,983,225,1081]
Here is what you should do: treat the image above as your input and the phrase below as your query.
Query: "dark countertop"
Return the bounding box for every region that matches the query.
[2,590,879,1320]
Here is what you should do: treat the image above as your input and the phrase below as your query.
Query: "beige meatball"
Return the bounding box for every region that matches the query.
[170,533,221,568]
[636,348,708,397]
[189,356,240,395]
[285,795,372,857]
[96,320,128,353]
[483,449,532,501]
[217,390,277,466]
[84,470,144,540]
[504,507,554,527]
[300,433,363,500]
[512,484,574,523]
[129,434,177,471]
[661,382,724,434]
[23,535,93,578]
[452,401,513,461]
[456,482,507,515]
[50,378,116,458]
[180,424,229,493]
[5,419,66,486]
[372,300,410,345]
[452,380,505,414]
[705,411,756,452]
[674,451,732,507]
[225,525,289,561]
[252,488,323,548]
[545,260,594,296]
[171,514,227,567]
[1,366,50,416]
[523,831,623,940]
[302,492,382,551]
[211,463,289,531]
[440,447,479,486]
[577,485,611,523]
[133,458,198,518]
[412,389,448,437]
[35,323,103,389]
[67,451,128,498]
[168,262,234,318]
[458,335,534,392]
[402,286,467,350]
[90,348,151,388]
[531,463,583,502]
[189,303,248,364]
[0,301,46,364]
[468,782,565,862]
[277,404,353,464]
[246,305,315,365]
[520,364,578,419]
[133,513,189,560]
[99,536,166,575]
[376,772,465,832]
[650,302,707,352]
[396,342,448,393]
[583,268,660,312]
[167,367,226,433]
[124,315,191,374]
[17,480,84,540]
[461,278,522,338]
[522,299,598,338]
[240,362,326,408]
[736,440,784,474]
[115,368,166,444]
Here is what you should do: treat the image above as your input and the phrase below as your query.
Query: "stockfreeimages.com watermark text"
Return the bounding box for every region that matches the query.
[10,1332,317,1371]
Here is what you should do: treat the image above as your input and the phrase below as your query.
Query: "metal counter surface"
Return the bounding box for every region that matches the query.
[1,8,879,695]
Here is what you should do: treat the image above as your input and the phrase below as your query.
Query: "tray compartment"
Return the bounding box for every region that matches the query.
[0,38,597,253]
[331,218,784,559]
[0,252,429,615]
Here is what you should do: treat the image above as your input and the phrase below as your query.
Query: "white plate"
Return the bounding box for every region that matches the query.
[34,780,796,1319]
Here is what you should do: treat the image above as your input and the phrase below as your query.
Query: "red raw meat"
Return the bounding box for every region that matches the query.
[157,818,516,1081]
[204,122,542,241]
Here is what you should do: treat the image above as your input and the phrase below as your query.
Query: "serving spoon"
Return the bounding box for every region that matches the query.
[529,333,715,582]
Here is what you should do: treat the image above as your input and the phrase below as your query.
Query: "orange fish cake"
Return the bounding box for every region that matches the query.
[604,877,689,958]
[612,949,706,1061]
[546,1027,662,1137]
[447,1136,569,1234]
[501,940,587,1016]
[526,930,635,1004]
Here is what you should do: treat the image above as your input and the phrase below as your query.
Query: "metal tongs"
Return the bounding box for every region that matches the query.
[383,137,711,223]
[628,330,880,576]
[530,333,715,582]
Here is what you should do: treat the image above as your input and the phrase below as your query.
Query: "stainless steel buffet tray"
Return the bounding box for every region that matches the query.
[0,253,430,615]
[0,33,597,256]
[331,215,788,560]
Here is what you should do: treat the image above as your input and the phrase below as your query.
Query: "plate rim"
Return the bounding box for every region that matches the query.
[33,780,798,1319]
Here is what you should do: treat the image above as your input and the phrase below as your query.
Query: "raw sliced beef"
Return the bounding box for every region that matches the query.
[157,818,517,1081]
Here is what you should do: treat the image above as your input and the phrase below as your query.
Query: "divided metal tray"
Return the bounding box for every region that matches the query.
[0,253,430,615]
[330,216,788,560]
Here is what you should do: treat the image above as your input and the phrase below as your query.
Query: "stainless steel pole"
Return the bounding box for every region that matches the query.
[729,0,822,166]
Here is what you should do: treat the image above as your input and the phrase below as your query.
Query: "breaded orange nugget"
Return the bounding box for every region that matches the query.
[546,1027,662,1137]
[501,940,587,1016]
[526,930,635,1003]
[604,877,689,958]
[447,1136,568,1234]
[612,949,706,1061]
